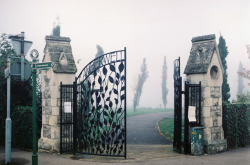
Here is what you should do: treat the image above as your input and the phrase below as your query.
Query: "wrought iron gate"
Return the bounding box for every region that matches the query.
[184,82,201,154]
[173,57,201,154]
[60,83,74,153]
[60,48,127,158]
[173,57,182,153]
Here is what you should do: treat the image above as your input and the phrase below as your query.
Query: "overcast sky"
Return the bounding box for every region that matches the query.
[1,0,249,108]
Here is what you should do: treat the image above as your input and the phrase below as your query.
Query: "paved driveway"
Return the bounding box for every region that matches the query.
[127,111,174,145]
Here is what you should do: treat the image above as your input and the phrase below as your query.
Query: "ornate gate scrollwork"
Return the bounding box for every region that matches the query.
[74,48,127,158]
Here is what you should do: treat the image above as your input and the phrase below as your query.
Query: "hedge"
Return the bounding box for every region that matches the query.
[223,103,249,149]
[0,105,42,150]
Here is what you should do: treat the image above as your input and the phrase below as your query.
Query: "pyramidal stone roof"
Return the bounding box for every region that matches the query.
[43,36,77,73]
[184,34,222,75]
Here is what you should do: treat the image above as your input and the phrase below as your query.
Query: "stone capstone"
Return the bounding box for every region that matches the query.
[184,34,223,75]
[184,41,215,74]
[43,35,77,74]
[191,34,215,42]
[45,35,71,42]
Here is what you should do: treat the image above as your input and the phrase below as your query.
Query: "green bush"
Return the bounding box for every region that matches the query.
[223,93,249,149]
[12,106,33,150]
[0,105,41,150]
[0,33,42,150]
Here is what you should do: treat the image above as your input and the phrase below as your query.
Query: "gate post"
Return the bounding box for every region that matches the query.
[124,47,127,159]
[38,36,77,152]
[173,57,183,153]
[184,81,189,154]
[60,82,62,154]
[73,78,77,155]
[184,34,227,154]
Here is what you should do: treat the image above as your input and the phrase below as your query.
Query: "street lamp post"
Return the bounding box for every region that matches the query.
[30,49,39,165]
[5,51,11,165]
[5,32,32,164]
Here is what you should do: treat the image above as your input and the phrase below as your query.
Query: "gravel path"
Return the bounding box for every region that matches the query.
[127,111,174,145]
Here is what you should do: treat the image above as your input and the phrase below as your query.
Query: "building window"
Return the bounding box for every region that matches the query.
[210,65,219,80]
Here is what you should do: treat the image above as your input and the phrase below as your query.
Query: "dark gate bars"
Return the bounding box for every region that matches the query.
[60,48,127,158]
[184,82,201,154]
[173,57,183,153]
[60,83,74,154]
[173,57,202,154]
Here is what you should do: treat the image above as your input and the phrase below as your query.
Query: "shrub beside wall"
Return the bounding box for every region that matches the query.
[223,103,249,149]
[12,106,33,149]
[0,105,42,150]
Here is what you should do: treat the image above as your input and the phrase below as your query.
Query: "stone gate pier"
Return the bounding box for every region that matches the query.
[38,36,77,152]
[184,34,227,154]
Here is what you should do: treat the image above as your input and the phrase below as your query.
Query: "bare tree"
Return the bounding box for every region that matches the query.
[133,58,149,112]
[162,56,168,109]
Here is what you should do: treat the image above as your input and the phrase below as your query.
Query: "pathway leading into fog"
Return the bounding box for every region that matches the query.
[127,111,174,145]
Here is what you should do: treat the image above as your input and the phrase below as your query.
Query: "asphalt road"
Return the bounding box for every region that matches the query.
[127,111,173,145]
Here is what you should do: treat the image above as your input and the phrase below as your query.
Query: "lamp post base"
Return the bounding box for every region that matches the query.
[5,118,12,164]
[32,154,38,165]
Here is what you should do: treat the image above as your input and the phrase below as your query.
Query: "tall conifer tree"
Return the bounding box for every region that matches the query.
[133,58,149,112]
[237,62,244,95]
[161,56,168,109]
[218,35,230,103]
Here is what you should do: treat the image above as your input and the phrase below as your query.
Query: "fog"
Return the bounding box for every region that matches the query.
[0,0,249,108]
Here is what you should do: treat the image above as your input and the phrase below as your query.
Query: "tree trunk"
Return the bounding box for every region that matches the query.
[134,106,137,112]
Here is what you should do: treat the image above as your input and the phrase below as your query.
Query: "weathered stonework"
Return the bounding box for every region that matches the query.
[204,139,227,154]
[43,124,51,138]
[38,35,77,152]
[184,34,227,154]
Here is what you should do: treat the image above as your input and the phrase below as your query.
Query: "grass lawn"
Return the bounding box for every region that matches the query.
[158,118,174,141]
[127,108,173,117]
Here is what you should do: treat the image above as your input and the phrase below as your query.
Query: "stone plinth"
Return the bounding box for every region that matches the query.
[184,34,227,154]
[38,35,77,152]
